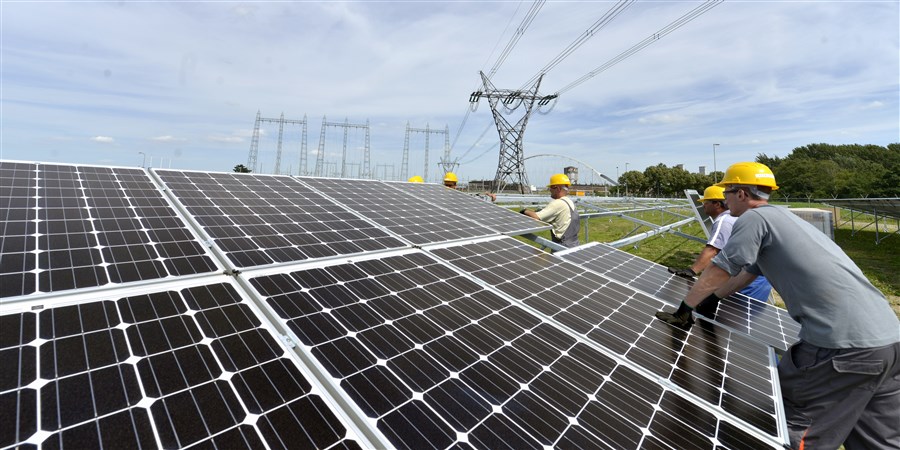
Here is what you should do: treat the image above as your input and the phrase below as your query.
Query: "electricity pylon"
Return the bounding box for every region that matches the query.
[315,117,370,178]
[402,123,449,181]
[470,71,556,193]
[247,111,308,174]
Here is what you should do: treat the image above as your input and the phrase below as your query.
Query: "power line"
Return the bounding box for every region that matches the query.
[554,0,724,96]
[518,0,636,90]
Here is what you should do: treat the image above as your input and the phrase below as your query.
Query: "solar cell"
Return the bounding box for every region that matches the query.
[247,249,782,448]
[389,181,548,236]
[154,170,406,267]
[0,281,365,449]
[0,162,217,299]
[557,242,801,352]
[428,237,785,442]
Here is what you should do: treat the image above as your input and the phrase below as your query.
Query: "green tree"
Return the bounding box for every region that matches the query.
[233,164,252,173]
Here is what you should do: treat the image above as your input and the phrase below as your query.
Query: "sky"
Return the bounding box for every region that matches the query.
[2,1,898,185]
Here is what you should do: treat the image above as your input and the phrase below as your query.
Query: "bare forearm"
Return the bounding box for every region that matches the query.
[716,270,757,297]
[684,264,731,307]
[690,246,719,273]
[524,210,540,220]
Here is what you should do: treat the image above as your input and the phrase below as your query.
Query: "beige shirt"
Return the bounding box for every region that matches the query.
[536,197,575,239]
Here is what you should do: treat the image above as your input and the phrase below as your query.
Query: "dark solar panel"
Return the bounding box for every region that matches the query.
[558,243,801,352]
[0,281,363,449]
[0,162,216,299]
[390,181,548,235]
[429,237,785,441]
[154,170,405,267]
[247,250,782,449]
[300,177,496,245]
[684,189,713,238]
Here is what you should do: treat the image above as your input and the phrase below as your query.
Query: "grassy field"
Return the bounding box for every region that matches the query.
[518,203,900,318]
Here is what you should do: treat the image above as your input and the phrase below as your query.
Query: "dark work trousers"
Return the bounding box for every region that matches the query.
[778,340,900,449]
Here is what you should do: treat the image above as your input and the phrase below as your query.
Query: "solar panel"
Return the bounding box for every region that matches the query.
[428,237,786,442]
[389,181,548,236]
[684,189,712,239]
[0,162,217,299]
[0,280,365,449]
[246,249,783,449]
[154,170,406,268]
[300,177,541,245]
[557,242,801,352]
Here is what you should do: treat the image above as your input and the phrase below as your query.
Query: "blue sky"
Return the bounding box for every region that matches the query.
[2,1,898,184]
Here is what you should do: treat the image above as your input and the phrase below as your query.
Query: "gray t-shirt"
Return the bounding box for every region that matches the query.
[712,205,899,348]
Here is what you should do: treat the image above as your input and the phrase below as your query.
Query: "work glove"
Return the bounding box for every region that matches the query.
[655,301,694,329]
[694,293,720,318]
[667,267,696,280]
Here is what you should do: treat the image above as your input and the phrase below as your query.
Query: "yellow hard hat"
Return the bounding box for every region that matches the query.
[548,173,571,187]
[697,185,726,202]
[407,175,424,183]
[716,162,779,190]
[443,172,458,183]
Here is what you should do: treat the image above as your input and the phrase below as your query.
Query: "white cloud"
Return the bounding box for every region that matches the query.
[91,136,115,144]
[150,135,187,142]
[208,136,244,144]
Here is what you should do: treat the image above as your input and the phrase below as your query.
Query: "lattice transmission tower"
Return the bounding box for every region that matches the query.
[247,111,308,174]
[402,123,449,182]
[469,71,556,193]
[315,117,370,178]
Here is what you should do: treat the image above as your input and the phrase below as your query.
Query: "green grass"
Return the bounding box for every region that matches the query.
[517,205,900,318]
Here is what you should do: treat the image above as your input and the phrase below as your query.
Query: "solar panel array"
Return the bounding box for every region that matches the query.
[0,280,364,449]
[155,170,406,267]
[0,162,217,299]
[2,161,787,449]
[301,177,544,246]
[557,243,801,352]
[429,237,784,439]
[245,250,776,449]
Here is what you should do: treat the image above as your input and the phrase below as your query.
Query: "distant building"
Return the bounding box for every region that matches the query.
[564,166,578,184]
[675,164,684,171]
[699,166,706,175]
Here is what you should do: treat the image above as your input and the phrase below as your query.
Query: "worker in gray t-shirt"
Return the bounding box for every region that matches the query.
[655,162,900,450]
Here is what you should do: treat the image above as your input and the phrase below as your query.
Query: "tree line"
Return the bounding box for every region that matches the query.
[616,143,899,199]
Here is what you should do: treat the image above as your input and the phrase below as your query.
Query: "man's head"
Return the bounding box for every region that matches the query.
[548,173,571,199]
[697,185,728,218]
[443,172,458,189]
[717,162,778,216]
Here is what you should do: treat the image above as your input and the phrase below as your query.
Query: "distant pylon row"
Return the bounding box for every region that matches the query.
[248,111,449,180]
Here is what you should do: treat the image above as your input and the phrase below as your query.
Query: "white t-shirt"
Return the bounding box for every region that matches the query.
[707,211,737,250]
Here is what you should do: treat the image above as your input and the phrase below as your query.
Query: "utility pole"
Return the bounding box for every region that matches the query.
[713,143,720,183]
[470,71,556,194]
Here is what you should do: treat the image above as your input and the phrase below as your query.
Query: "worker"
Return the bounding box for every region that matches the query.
[667,185,773,302]
[655,162,900,450]
[521,174,580,248]
[443,172,458,189]
[407,175,424,183]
